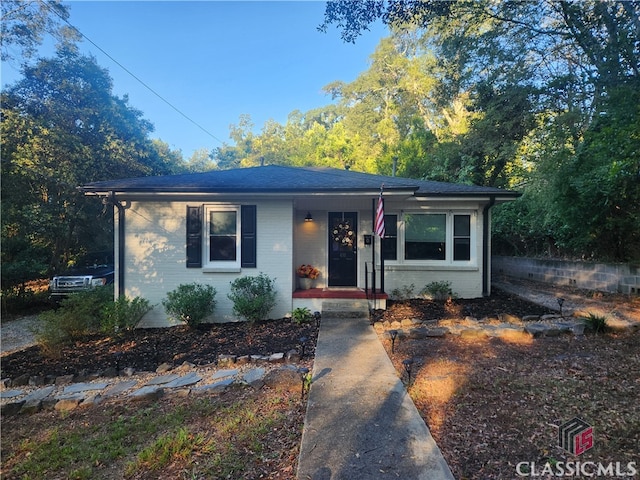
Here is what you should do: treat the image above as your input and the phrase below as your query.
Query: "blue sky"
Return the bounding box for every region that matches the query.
[2,1,388,159]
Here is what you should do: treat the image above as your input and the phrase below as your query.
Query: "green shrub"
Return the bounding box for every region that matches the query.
[228,273,277,323]
[291,307,312,324]
[390,284,415,300]
[421,281,454,300]
[36,286,113,356]
[583,313,609,334]
[162,283,217,327]
[101,295,152,333]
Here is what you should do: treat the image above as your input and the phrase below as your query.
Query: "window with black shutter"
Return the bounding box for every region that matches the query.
[241,205,257,268]
[186,205,202,268]
[186,204,256,269]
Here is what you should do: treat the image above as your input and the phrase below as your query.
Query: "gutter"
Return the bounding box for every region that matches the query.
[482,195,497,297]
[108,192,125,298]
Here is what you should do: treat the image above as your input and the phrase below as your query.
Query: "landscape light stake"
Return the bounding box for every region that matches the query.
[113,352,123,373]
[314,311,321,328]
[558,298,565,317]
[299,367,310,400]
[403,358,414,385]
[389,330,398,354]
[298,336,308,359]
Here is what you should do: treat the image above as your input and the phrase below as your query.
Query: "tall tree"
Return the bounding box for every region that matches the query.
[1,51,183,285]
[1,0,80,62]
[321,0,640,260]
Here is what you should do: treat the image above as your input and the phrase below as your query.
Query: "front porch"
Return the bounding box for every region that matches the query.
[292,288,388,313]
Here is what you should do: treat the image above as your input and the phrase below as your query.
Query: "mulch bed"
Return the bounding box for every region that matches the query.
[1,289,551,382]
[1,319,319,381]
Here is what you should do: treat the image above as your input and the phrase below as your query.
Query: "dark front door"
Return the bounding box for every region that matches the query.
[328,212,357,287]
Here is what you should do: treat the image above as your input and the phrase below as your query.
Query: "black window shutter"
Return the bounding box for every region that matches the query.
[186,205,203,268]
[241,205,257,268]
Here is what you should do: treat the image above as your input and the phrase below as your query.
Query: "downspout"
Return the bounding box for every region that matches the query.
[482,196,496,297]
[109,191,125,298]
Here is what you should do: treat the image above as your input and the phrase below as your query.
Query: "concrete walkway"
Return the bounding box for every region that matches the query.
[297,314,454,480]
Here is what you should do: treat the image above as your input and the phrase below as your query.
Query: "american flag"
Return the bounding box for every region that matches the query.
[375,188,385,238]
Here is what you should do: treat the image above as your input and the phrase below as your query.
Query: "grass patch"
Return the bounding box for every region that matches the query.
[2,388,304,479]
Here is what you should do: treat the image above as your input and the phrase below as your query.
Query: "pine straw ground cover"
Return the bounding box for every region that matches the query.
[379,313,639,479]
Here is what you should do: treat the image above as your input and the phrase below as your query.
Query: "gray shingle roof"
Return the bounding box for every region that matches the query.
[79,165,519,198]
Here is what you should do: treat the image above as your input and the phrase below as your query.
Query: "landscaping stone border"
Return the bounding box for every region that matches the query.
[1,349,309,416]
[375,311,637,343]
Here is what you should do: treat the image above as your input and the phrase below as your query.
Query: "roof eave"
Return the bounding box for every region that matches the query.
[78,186,419,197]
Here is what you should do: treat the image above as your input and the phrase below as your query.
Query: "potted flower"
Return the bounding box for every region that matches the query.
[296,264,320,289]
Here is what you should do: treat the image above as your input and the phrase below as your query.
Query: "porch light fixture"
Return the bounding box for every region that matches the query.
[304,212,313,222]
[403,358,414,385]
[388,330,398,354]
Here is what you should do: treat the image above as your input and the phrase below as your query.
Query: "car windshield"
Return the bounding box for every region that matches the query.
[69,252,114,270]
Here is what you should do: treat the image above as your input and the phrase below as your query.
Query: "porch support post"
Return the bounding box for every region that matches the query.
[380,236,385,294]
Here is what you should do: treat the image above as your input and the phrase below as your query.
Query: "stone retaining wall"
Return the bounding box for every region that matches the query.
[493,256,640,295]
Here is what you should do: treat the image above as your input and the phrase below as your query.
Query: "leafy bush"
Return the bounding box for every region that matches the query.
[291,307,312,324]
[101,295,152,333]
[162,283,217,327]
[36,286,113,356]
[1,281,51,315]
[583,313,609,334]
[228,273,277,323]
[390,284,415,300]
[421,281,454,300]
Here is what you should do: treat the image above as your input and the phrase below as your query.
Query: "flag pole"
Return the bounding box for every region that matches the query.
[379,185,385,294]
[371,197,376,309]
[375,184,386,295]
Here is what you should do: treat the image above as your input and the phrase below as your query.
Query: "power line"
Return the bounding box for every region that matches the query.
[43,1,225,146]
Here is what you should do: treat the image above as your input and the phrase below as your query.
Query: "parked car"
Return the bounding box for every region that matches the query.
[49,252,115,300]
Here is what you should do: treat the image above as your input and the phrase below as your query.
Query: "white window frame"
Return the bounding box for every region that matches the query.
[204,204,241,269]
[397,211,477,266]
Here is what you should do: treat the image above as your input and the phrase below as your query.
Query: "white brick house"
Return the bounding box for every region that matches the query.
[80,165,519,327]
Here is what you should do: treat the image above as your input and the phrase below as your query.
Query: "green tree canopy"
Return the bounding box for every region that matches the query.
[1,0,80,62]
[1,51,184,286]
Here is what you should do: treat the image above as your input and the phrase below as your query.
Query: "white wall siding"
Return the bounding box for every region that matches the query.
[124,200,294,327]
[373,203,487,299]
[294,209,328,289]
[383,267,483,299]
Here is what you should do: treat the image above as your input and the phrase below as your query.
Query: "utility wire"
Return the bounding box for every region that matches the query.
[43,1,225,146]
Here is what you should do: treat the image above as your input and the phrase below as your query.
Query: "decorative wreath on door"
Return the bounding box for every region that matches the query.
[332,221,355,248]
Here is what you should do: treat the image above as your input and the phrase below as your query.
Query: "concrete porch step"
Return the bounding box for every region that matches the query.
[321,300,370,318]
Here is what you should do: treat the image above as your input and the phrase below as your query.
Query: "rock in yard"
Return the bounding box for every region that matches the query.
[524,323,548,337]
[156,362,173,374]
[263,367,300,392]
[129,386,164,402]
[426,327,449,337]
[218,354,237,366]
[1,400,25,416]
[242,368,266,388]
[55,396,83,412]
